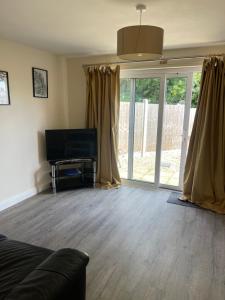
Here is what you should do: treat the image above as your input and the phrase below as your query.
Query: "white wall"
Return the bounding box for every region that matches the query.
[66,45,225,128]
[1,39,225,207]
[0,38,68,205]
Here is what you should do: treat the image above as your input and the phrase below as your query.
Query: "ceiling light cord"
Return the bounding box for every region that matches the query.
[139,8,142,26]
[136,5,145,56]
[135,21,142,56]
[137,4,146,25]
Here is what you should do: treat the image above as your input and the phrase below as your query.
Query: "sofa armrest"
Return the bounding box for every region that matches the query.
[0,234,7,241]
[5,248,89,300]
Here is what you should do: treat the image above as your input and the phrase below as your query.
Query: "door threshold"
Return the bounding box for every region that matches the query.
[121,179,156,190]
[121,179,181,192]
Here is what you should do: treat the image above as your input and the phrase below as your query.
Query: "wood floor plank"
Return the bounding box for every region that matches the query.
[0,186,225,300]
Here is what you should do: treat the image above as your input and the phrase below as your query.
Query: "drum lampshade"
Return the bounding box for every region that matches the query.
[117,25,164,61]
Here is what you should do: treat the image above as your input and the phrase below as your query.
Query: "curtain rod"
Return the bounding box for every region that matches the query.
[82,53,225,68]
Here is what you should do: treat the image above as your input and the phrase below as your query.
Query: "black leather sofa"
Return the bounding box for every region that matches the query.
[0,234,89,300]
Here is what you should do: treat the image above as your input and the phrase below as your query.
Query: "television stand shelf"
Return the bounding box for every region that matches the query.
[49,158,96,193]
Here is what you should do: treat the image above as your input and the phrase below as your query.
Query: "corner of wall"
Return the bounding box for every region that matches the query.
[58,55,70,128]
[0,38,69,210]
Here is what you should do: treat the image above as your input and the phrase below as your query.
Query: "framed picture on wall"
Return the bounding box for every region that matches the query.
[32,67,48,98]
[0,70,10,105]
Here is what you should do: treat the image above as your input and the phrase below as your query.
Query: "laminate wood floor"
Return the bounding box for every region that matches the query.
[1,186,225,300]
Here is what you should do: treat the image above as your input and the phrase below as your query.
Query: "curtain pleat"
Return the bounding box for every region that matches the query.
[85,65,121,188]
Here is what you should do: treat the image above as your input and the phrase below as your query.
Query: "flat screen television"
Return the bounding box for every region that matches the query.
[45,129,97,161]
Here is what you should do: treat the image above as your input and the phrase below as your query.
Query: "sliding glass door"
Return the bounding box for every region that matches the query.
[118,79,131,179]
[118,68,201,190]
[160,75,188,187]
[132,78,160,182]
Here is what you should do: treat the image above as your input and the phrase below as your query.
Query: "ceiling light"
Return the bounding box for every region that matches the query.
[117,4,164,61]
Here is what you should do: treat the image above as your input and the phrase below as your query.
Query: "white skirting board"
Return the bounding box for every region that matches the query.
[0,184,48,213]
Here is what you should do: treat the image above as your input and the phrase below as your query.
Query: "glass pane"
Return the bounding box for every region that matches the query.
[132,78,160,182]
[191,72,201,108]
[118,79,131,178]
[188,72,201,146]
[160,77,187,186]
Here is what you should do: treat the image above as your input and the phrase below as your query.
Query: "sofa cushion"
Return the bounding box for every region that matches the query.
[4,249,89,300]
[0,238,52,299]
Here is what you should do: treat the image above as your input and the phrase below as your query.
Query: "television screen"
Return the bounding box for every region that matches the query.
[45,129,97,161]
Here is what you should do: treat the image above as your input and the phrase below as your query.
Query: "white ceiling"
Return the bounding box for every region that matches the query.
[0,0,225,56]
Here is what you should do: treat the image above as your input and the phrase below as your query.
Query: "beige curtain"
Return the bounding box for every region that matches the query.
[85,65,121,188]
[181,57,225,214]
